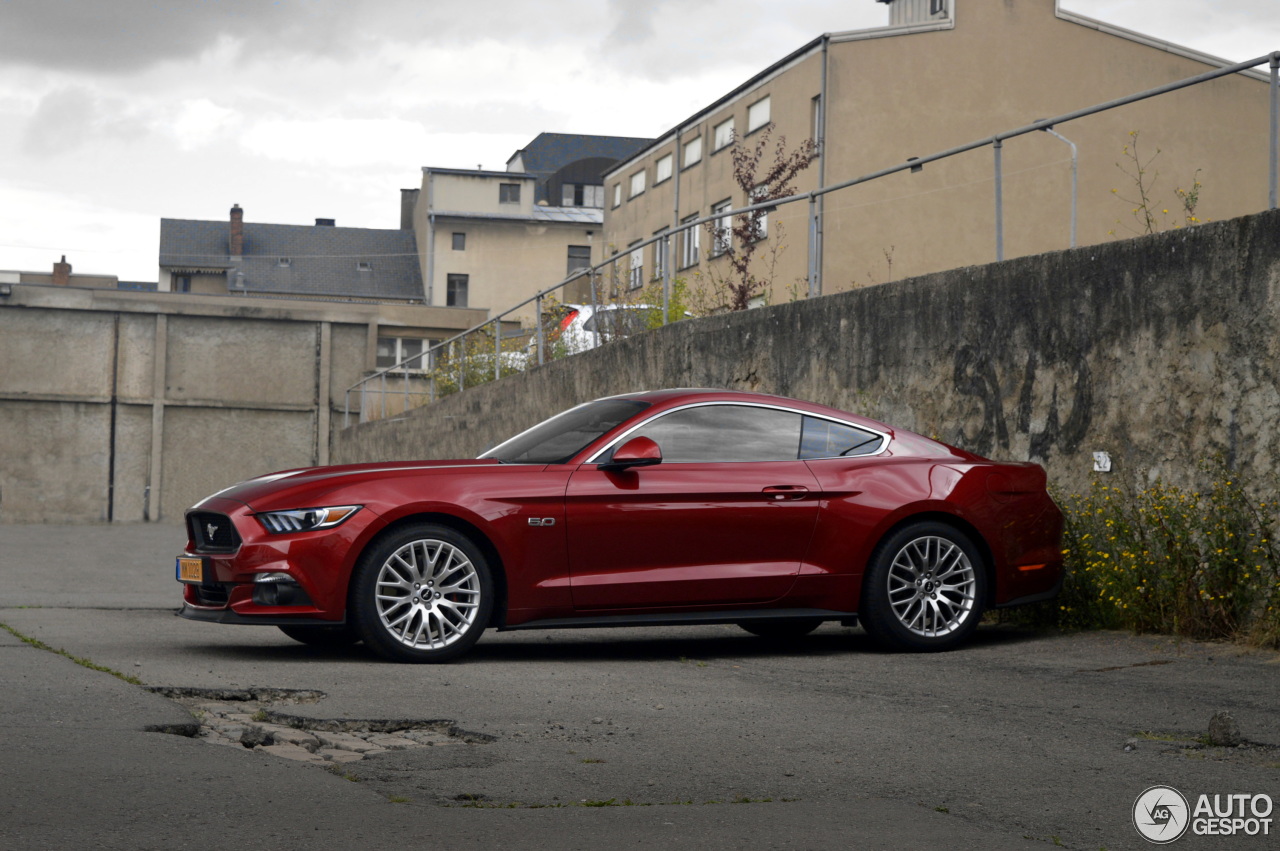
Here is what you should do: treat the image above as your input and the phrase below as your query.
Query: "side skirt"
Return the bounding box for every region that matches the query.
[499,608,857,632]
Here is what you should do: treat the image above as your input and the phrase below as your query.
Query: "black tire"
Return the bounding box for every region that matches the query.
[860,521,986,652]
[277,624,360,648]
[737,618,823,640]
[350,523,493,663]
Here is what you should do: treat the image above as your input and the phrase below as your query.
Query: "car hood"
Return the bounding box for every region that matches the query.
[196,459,504,510]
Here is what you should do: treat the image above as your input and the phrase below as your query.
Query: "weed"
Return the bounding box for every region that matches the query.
[387,796,410,804]
[1026,462,1280,645]
[1,622,142,685]
[935,806,950,813]
[251,709,269,723]
[324,764,359,782]
[580,758,606,764]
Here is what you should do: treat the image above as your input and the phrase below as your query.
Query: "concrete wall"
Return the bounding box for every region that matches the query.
[332,210,1280,497]
[0,287,487,523]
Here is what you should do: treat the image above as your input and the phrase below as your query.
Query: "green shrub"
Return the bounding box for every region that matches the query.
[1043,466,1280,646]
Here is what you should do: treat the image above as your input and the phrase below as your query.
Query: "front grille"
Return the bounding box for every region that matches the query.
[187,511,241,553]
[193,583,231,607]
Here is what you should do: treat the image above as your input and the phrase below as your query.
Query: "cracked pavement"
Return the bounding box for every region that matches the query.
[2,522,1278,850]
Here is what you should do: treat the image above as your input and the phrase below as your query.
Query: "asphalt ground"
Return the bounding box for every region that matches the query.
[1,522,1278,850]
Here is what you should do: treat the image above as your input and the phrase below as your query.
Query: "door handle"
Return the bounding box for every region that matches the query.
[762,485,809,501]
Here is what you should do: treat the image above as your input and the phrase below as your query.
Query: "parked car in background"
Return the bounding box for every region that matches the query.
[176,389,1064,663]
[531,303,665,357]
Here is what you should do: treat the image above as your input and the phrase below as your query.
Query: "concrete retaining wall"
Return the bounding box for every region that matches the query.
[333,209,1280,496]
[0,288,484,523]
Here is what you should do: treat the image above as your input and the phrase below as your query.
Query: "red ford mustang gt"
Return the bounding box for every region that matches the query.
[176,389,1062,663]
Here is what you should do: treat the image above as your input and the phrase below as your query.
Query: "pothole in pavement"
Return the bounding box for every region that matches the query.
[144,686,495,766]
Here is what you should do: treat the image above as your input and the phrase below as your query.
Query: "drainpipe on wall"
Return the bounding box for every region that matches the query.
[425,171,436,305]
[809,35,829,298]
[667,128,682,325]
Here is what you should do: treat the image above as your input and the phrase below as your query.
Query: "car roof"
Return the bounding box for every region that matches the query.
[602,388,894,431]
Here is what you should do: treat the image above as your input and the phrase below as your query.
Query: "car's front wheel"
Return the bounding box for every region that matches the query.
[860,522,986,652]
[350,523,493,663]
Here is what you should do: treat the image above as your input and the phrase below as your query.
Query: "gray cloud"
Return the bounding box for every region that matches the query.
[0,0,607,74]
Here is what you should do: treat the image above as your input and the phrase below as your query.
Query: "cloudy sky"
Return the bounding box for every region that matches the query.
[1,0,1277,283]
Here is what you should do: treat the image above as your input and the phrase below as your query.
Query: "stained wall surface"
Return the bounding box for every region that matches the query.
[334,210,1280,498]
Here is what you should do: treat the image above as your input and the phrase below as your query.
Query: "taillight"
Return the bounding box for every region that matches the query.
[558,310,579,332]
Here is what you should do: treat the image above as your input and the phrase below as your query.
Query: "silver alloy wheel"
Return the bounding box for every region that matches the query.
[375,538,482,650]
[885,535,977,638]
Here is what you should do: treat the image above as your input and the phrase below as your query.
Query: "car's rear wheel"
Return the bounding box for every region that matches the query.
[737,618,823,640]
[860,522,985,652]
[350,523,493,663]
[277,624,359,648]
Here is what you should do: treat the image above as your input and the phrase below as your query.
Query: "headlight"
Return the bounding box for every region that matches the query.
[256,506,361,534]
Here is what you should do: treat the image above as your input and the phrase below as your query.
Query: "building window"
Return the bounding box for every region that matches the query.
[683,136,702,168]
[713,117,735,152]
[452,233,466,250]
[376,336,434,372]
[446,273,469,307]
[811,94,822,144]
[628,243,643,290]
[931,0,947,15]
[612,183,622,208]
[567,245,591,276]
[277,257,291,268]
[711,199,733,256]
[653,228,668,280]
[499,183,521,204]
[655,153,673,184]
[747,96,771,134]
[751,184,769,240]
[357,261,373,272]
[680,213,700,269]
[629,169,646,199]
[561,183,604,207]
[174,275,192,293]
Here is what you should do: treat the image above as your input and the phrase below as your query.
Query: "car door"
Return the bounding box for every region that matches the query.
[564,403,821,610]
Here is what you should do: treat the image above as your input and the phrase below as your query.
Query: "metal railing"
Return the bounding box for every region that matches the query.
[344,51,1280,426]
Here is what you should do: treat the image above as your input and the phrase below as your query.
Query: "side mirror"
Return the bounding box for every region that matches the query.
[599,436,662,472]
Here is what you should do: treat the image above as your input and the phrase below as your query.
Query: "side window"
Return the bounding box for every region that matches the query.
[799,416,884,458]
[625,405,802,463]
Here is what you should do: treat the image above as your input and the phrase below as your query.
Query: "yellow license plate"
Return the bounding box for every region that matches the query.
[176,557,204,583]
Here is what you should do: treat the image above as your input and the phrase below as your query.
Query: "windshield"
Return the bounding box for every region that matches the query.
[481,399,650,464]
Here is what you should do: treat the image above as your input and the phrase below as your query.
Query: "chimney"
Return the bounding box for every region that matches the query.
[229,204,244,257]
[315,218,335,227]
[52,255,71,287]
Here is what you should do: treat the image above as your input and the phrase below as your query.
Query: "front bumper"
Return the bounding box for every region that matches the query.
[178,496,376,624]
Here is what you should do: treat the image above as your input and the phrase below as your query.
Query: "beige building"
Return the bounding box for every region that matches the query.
[604,0,1275,304]
[2,255,121,290]
[410,168,603,323]
[407,133,652,325]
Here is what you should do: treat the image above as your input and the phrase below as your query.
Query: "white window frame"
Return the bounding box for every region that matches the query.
[713,117,735,152]
[711,199,733,256]
[751,184,769,241]
[683,136,702,168]
[654,153,673,184]
[612,183,622,208]
[680,213,700,268]
[653,228,668,280]
[629,169,646,199]
[747,96,771,134]
[628,243,644,290]
[376,336,434,373]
